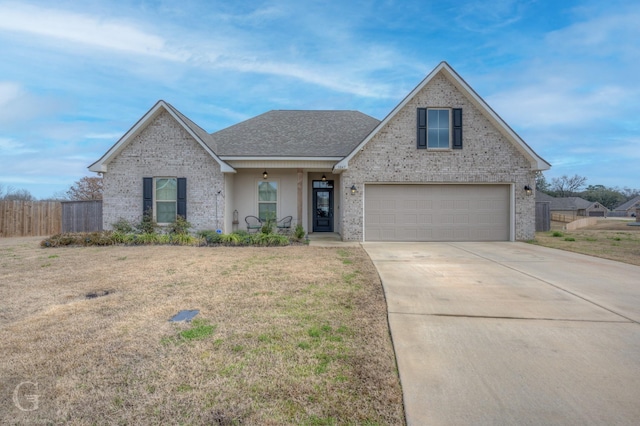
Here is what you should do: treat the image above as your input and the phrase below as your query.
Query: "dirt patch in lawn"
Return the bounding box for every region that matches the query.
[532,219,640,266]
[0,237,404,425]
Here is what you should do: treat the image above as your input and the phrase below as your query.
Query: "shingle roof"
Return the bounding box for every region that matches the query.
[211,110,380,157]
[535,193,596,211]
[164,102,218,152]
[614,195,640,212]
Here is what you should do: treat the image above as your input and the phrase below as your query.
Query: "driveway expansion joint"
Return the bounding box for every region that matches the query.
[449,244,640,325]
[388,311,634,323]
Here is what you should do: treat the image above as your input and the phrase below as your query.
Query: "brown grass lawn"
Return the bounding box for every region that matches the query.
[0,237,404,425]
[531,219,640,266]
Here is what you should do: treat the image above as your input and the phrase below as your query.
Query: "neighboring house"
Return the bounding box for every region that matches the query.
[613,196,640,217]
[536,192,609,218]
[89,62,550,242]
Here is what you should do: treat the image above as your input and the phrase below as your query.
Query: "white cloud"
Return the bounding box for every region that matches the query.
[0,81,21,105]
[487,81,629,129]
[0,2,409,99]
[545,7,640,59]
[0,137,36,154]
[0,2,188,61]
[84,132,125,140]
[0,81,60,126]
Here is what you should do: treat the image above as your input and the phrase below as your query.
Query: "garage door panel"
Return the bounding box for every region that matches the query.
[419,214,432,224]
[403,214,418,224]
[365,184,510,242]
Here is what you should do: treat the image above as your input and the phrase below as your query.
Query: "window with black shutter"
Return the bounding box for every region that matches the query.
[142,177,187,223]
[416,108,463,150]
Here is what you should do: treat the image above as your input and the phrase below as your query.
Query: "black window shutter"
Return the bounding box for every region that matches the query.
[452,108,463,149]
[177,178,187,219]
[143,177,153,215]
[417,108,427,149]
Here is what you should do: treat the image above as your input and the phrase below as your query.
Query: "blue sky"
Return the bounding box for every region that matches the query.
[1,0,639,199]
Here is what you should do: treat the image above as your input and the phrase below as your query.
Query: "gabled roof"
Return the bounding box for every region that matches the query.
[88,101,234,173]
[212,110,380,158]
[535,192,602,211]
[614,195,640,212]
[334,61,551,172]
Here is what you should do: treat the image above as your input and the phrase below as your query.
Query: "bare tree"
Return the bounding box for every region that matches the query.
[550,174,587,197]
[0,183,36,201]
[535,172,550,193]
[66,176,103,200]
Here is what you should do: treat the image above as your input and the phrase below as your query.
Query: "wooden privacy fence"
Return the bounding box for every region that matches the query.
[551,213,577,223]
[535,201,550,232]
[62,200,103,233]
[0,200,62,237]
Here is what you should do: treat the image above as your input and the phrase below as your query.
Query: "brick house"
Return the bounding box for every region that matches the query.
[536,192,609,218]
[89,62,550,241]
[613,196,640,217]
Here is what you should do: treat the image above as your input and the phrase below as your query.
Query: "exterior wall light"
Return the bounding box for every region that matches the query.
[263,170,268,179]
[524,185,532,196]
[350,185,357,195]
[321,174,327,181]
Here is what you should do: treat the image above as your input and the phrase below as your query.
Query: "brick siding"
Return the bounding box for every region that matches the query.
[102,110,224,231]
[341,74,537,241]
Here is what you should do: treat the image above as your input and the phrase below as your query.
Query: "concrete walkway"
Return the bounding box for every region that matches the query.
[362,242,640,426]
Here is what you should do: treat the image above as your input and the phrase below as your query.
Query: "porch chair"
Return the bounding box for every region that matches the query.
[276,216,293,233]
[245,215,262,233]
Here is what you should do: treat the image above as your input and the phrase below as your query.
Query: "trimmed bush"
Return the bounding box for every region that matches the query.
[167,215,191,235]
[112,218,134,234]
[294,223,305,240]
[198,230,222,244]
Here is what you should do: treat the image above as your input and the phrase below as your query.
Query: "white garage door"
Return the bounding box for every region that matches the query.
[365,184,510,242]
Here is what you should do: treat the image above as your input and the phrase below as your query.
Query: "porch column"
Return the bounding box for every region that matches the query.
[297,168,303,225]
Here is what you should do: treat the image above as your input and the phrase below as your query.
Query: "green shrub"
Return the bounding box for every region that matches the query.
[294,223,305,240]
[170,233,201,246]
[252,233,290,246]
[551,231,564,237]
[233,229,250,238]
[136,232,160,245]
[112,218,134,234]
[198,230,222,244]
[220,233,243,246]
[564,237,576,242]
[261,219,275,234]
[167,215,191,235]
[136,210,158,234]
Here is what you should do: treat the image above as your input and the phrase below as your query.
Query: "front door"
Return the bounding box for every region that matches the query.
[313,180,333,232]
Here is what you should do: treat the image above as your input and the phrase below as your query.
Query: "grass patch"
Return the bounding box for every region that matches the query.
[532,220,640,266]
[178,319,216,341]
[0,238,404,424]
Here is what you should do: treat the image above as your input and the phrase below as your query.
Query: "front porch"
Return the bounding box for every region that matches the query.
[224,168,346,237]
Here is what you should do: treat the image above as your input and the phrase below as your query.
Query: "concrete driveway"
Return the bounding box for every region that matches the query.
[362,242,640,426]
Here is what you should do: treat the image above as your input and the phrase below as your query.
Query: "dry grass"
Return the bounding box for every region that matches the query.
[0,237,404,425]
[531,219,640,266]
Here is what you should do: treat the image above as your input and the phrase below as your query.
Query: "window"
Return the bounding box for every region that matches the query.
[156,178,177,223]
[258,181,277,221]
[417,108,463,150]
[427,109,450,148]
[142,177,187,223]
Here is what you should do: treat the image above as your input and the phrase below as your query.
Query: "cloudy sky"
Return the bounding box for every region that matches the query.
[1,0,638,199]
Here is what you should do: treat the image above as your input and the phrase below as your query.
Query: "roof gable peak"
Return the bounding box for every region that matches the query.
[334,61,550,172]
[88,100,234,173]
